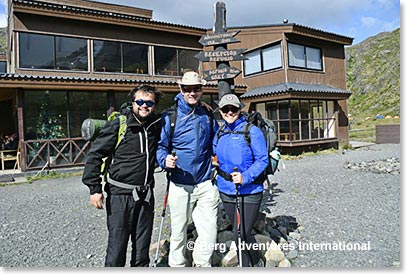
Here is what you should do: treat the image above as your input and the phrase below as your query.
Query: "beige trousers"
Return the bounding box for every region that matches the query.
[167,179,220,267]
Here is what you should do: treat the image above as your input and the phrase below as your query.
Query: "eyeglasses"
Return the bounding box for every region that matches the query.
[134,99,155,107]
[182,85,202,93]
[221,106,239,113]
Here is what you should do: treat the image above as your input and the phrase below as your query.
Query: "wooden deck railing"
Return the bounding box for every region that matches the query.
[24,138,91,170]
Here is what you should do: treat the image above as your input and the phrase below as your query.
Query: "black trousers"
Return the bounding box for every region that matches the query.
[105,192,154,267]
[223,198,261,267]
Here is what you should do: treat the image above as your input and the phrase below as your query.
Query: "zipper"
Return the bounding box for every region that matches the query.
[144,117,161,186]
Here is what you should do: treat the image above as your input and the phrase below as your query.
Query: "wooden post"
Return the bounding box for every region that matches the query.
[214,2,233,100]
[17,88,26,171]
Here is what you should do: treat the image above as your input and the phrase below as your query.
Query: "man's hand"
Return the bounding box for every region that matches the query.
[231,172,243,185]
[165,153,178,169]
[90,193,104,209]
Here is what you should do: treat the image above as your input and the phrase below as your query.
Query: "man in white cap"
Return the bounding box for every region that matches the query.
[157,71,219,267]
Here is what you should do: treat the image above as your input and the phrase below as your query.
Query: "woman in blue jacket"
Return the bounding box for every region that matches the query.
[213,94,268,267]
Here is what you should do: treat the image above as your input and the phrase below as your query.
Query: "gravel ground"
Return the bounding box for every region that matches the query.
[0,143,400,267]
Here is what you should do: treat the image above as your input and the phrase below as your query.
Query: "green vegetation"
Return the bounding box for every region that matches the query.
[26,171,83,183]
[349,117,400,143]
[346,28,400,121]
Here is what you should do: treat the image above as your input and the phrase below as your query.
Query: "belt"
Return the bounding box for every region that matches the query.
[105,176,152,204]
[216,167,233,181]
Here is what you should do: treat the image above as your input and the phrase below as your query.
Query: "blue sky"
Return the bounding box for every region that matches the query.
[0,0,401,45]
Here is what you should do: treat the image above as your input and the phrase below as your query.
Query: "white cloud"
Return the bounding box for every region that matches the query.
[361,16,379,27]
[0,13,6,27]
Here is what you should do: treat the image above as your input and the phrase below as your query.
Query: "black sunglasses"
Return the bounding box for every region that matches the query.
[221,106,239,113]
[182,86,202,93]
[134,99,155,107]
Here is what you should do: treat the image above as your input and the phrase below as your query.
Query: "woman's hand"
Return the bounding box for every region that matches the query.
[231,171,243,185]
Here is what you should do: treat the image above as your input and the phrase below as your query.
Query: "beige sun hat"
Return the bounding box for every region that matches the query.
[177,71,207,86]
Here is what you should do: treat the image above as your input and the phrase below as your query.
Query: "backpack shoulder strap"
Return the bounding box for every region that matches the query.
[201,105,215,140]
[242,123,253,147]
[115,115,127,150]
[166,104,178,141]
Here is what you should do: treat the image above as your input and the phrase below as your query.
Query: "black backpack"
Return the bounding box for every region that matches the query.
[217,111,279,175]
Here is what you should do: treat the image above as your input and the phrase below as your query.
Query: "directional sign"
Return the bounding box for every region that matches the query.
[194,48,247,62]
[199,31,240,46]
[203,67,241,81]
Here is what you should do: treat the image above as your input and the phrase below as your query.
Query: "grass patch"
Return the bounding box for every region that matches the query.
[26,171,83,183]
[349,117,400,142]
[281,148,338,160]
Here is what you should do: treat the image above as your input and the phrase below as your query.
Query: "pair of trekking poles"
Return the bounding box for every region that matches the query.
[152,157,244,267]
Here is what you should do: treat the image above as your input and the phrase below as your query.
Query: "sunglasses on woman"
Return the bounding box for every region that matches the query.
[134,99,155,107]
[220,106,239,113]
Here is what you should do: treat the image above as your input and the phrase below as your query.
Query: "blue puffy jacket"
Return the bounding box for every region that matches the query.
[157,93,219,185]
[213,115,268,196]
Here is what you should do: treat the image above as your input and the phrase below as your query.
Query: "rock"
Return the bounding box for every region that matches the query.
[285,249,298,260]
[264,247,285,264]
[278,258,291,267]
[221,249,238,267]
[288,231,301,240]
[217,230,234,245]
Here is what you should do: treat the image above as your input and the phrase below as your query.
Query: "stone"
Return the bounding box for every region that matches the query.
[264,248,285,263]
[278,258,291,267]
[221,249,238,267]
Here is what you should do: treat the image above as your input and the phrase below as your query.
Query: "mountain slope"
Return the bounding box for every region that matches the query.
[346,28,400,119]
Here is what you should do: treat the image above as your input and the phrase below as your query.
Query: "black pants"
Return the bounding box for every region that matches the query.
[223,198,261,267]
[105,192,154,267]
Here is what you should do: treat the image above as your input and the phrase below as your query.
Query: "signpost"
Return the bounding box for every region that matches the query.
[195,2,245,100]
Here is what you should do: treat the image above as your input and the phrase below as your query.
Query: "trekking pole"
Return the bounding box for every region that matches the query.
[153,151,176,267]
[233,167,243,267]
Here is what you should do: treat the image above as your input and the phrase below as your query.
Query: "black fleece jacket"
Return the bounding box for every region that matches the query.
[82,110,161,195]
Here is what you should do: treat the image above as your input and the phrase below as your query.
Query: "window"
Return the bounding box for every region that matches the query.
[24,90,108,140]
[93,40,149,74]
[19,33,88,71]
[265,99,335,141]
[55,37,88,70]
[0,61,6,73]
[93,40,121,72]
[19,33,55,69]
[154,46,199,76]
[244,43,282,76]
[288,43,322,70]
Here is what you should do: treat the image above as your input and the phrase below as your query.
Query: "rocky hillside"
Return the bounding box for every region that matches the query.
[346,28,400,120]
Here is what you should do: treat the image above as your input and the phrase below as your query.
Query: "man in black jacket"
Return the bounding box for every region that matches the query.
[82,85,162,267]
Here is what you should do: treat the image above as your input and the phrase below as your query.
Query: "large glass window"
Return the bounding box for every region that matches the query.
[244,43,282,76]
[68,91,108,137]
[19,33,88,71]
[154,46,199,76]
[122,43,148,74]
[265,99,335,142]
[93,40,149,74]
[55,37,88,70]
[93,40,121,72]
[24,90,108,140]
[19,33,55,69]
[288,43,322,70]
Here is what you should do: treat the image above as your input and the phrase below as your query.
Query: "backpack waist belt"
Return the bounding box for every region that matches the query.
[217,167,233,181]
[106,176,152,204]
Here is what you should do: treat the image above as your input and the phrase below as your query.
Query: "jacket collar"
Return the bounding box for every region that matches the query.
[223,114,246,131]
[175,92,201,115]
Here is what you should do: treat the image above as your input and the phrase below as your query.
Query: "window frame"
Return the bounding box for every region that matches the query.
[288,42,323,71]
[243,42,282,77]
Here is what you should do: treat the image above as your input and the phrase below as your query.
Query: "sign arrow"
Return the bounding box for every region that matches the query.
[203,67,241,81]
[194,48,247,62]
[199,30,240,46]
